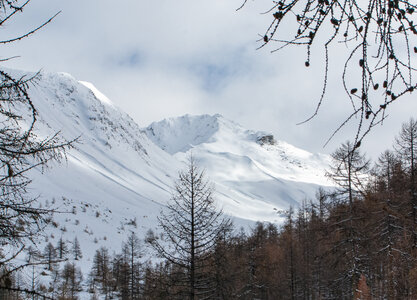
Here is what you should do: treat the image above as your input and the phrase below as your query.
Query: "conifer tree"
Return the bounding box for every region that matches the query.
[326,142,370,298]
[239,0,417,143]
[89,246,113,299]
[43,242,57,271]
[369,150,406,298]
[56,237,68,260]
[0,1,73,297]
[0,0,71,253]
[59,262,83,300]
[122,231,142,300]
[111,254,130,300]
[394,118,417,246]
[72,237,82,261]
[148,156,231,300]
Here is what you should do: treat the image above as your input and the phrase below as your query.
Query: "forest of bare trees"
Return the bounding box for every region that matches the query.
[2,0,417,299]
[5,118,410,299]
[128,119,415,299]
[0,91,415,299]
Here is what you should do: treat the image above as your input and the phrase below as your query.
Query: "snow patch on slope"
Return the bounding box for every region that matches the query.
[79,80,113,106]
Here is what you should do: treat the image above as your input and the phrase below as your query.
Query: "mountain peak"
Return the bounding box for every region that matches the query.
[145,114,227,154]
[7,68,333,279]
[144,113,278,155]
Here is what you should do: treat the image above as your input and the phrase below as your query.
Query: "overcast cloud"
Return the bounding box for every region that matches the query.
[2,0,417,159]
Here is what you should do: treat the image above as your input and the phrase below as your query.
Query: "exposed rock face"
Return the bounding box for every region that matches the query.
[257,135,276,146]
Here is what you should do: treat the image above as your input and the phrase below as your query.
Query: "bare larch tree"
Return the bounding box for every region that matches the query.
[240,0,417,147]
[148,156,232,300]
[0,0,72,297]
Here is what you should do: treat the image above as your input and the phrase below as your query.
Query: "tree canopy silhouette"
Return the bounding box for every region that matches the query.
[0,1,73,296]
[240,0,417,147]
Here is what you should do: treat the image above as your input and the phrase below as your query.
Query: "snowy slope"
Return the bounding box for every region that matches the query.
[6,69,333,279]
[19,71,181,275]
[145,114,332,222]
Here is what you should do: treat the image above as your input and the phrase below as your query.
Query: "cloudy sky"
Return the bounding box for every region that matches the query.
[2,0,417,159]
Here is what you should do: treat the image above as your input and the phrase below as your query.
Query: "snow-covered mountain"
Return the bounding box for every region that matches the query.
[13,70,332,272]
[145,114,332,222]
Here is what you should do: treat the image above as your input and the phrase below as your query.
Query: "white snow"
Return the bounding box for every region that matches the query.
[145,113,333,223]
[5,69,333,290]
[79,80,114,106]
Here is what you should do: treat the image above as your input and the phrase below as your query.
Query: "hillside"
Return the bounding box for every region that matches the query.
[9,70,333,275]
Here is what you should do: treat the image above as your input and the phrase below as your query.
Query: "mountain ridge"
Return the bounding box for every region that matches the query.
[5,69,333,274]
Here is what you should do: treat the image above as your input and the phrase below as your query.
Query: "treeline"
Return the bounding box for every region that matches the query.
[137,119,417,299]
[73,119,417,299]
[0,237,83,300]
[2,119,417,300]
